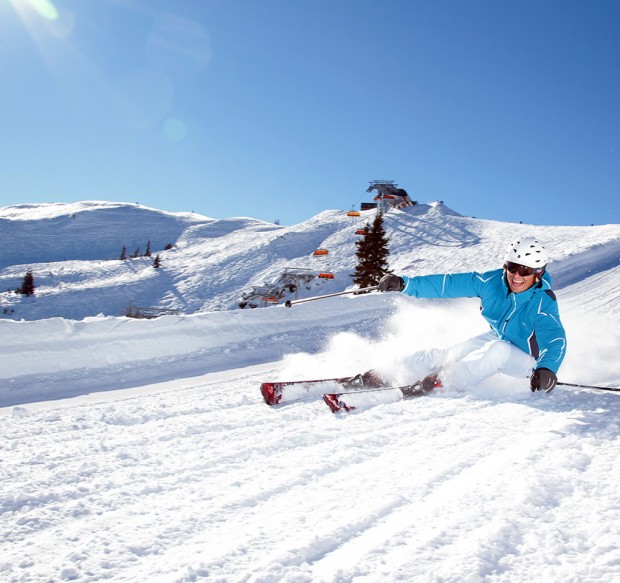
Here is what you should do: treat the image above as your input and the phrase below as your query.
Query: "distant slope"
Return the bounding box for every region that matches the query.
[0,201,212,269]
[1,201,618,321]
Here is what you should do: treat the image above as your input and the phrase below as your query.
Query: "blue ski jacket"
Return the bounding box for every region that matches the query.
[401,269,566,373]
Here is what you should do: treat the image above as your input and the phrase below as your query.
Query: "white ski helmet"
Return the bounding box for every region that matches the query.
[504,236,548,269]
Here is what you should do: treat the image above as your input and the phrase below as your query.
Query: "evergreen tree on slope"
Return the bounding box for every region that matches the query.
[18,270,36,296]
[353,213,390,289]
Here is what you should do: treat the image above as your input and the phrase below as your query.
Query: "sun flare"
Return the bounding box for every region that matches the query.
[9,0,59,21]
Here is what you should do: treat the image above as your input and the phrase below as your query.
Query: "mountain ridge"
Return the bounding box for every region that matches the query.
[1,200,618,321]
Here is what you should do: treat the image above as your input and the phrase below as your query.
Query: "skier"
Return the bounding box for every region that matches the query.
[375,236,566,394]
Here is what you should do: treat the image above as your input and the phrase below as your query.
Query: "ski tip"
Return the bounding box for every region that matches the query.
[260,383,282,406]
[427,374,443,390]
[322,393,342,413]
[322,393,355,413]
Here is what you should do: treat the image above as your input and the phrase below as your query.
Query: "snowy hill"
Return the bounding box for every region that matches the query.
[1,200,619,320]
[0,201,210,269]
[1,201,619,582]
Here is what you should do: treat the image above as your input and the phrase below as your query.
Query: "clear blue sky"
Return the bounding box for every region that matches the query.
[1,0,618,226]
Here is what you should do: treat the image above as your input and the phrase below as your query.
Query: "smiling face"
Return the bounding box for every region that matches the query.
[504,261,544,293]
[506,269,537,293]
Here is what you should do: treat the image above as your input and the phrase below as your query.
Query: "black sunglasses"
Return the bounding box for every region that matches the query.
[505,262,543,277]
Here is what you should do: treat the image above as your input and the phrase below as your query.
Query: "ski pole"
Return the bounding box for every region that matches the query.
[284,286,379,308]
[557,381,620,392]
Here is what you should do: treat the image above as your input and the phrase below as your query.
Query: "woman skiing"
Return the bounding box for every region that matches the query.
[374,236,566,393]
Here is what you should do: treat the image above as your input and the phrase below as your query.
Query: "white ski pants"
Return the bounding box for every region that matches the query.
[404,330,537,389]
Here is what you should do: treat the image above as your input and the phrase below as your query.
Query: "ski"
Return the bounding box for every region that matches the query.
[260,371,385,406]
[260,376,356,406]
[323,376,442,413]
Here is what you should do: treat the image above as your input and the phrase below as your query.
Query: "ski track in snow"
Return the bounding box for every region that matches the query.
[1,202,619,582]
[2,363,619,583]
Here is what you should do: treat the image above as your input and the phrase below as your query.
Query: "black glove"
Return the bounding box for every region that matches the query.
[530,368,557,393]
[378,274,404,292]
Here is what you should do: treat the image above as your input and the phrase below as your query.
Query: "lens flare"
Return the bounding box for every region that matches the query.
[23,0,59,21]
[163,118,187,141]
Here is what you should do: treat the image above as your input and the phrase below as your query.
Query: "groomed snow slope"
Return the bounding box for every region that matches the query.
[0,202,619,582]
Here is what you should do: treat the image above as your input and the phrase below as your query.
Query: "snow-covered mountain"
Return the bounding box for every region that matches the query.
[1,201,619,582]
[1,200,619,321]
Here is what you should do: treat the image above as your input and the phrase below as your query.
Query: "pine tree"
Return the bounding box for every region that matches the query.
[120,246,127,261]
[153,254,161,269]
[144,240,152,257]
[18,270,36,296]
[353,214,390,289]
